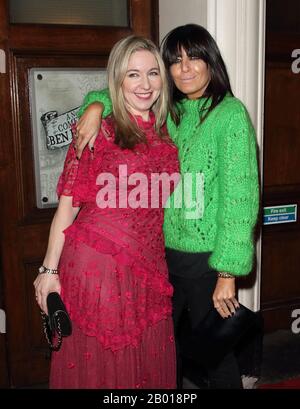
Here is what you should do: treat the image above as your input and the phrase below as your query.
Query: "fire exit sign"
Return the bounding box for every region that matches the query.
[263,204,297,225]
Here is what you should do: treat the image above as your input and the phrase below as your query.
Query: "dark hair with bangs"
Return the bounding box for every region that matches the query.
[161,24,233,125]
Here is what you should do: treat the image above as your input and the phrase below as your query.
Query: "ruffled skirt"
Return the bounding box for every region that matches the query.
[49,234,176,389]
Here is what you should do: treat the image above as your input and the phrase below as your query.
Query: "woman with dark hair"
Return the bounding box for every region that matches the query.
[161,24,233,121]
[73,24,259,389]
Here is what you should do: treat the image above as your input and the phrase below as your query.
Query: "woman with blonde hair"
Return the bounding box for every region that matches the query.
[34,35,178,389]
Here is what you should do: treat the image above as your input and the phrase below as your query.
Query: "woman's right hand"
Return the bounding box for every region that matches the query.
[33,273,61,315]
[212,276,239,318]
[75,102,104,158]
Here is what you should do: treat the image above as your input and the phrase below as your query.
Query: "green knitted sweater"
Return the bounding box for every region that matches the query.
[78,90,259,276]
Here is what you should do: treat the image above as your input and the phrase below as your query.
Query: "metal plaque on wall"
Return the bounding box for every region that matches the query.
[29,68,107,208]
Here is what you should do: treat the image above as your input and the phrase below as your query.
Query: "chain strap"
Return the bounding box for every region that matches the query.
[41,311,63,351]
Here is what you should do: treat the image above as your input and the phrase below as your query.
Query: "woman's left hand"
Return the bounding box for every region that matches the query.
[212,276,239,318]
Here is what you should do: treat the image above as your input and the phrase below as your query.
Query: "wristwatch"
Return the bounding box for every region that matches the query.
[38,265,59,275]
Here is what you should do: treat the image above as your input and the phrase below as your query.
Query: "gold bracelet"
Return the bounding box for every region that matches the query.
[218,272,234,279]
[38,265,59,275]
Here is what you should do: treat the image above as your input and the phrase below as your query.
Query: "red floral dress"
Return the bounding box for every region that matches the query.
[50,113,179,389]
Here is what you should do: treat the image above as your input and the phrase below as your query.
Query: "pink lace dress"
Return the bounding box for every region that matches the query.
[49,114,179,389]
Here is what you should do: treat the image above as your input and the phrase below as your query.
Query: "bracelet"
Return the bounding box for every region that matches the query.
[218,272,235,279]
[38,265,59,275]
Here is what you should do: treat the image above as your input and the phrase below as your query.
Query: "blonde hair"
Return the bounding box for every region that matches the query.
[107,35,169,148]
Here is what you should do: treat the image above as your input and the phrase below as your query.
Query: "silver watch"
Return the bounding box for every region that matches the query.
[38,265,59,274]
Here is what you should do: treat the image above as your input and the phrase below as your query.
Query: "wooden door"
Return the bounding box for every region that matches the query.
[0,0,158,387]
[261,0,300,332]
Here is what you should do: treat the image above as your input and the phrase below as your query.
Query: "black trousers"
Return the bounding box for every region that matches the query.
[166,248,243,389]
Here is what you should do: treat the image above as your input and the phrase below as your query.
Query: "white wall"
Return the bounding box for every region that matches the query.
[159,0,207,43]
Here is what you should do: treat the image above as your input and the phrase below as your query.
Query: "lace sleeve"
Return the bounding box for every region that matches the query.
[56,136,81,206]
[56,128,94,207]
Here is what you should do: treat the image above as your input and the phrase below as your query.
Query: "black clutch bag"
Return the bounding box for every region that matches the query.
[41,292,72,351]
[179,303,258,367]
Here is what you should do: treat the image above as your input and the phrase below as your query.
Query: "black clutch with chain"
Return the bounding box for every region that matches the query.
[41,292,72,351]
